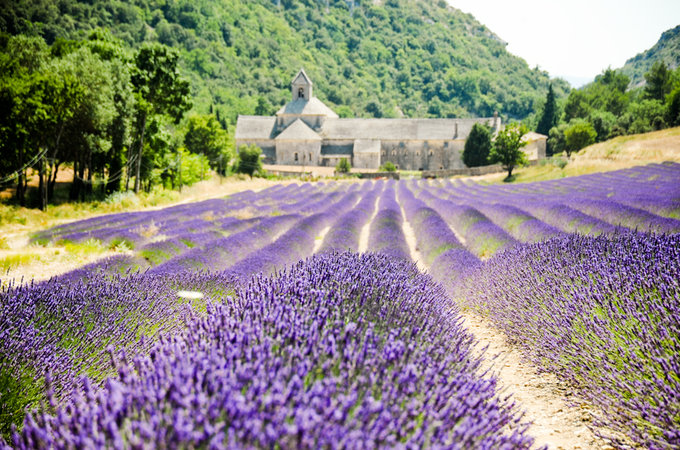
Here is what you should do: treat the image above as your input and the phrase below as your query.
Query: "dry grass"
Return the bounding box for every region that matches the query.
[0,175,301,283]
[473,126,680,184]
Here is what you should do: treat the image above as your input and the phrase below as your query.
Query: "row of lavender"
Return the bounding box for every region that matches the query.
[2,254,535,448]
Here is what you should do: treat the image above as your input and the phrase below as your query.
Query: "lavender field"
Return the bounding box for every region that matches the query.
[1,162,679,448]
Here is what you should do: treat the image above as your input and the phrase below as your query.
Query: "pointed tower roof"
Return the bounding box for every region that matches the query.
[275,119,322,141]
[292,68,313,86]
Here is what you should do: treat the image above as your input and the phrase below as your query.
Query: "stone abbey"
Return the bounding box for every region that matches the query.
[235,69,531,171]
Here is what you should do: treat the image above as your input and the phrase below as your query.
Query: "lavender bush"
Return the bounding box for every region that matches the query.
[459,232,680,447]
[6,253,533,448]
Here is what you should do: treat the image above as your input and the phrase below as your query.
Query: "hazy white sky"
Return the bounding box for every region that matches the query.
[448,0,680,87]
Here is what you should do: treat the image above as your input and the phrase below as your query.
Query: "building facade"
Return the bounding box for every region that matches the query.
[235,69,514,171]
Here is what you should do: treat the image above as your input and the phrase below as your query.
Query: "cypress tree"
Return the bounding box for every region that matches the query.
[462,123,492,167]
[536,83,557,136]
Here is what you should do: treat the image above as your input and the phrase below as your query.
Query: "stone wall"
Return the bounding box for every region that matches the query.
[378,140,466,171]
[422,160,540,178]
[275,140,322,166]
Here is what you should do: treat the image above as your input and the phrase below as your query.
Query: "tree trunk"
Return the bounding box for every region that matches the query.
[48,161,60,201]
[38,155,47,211]
[70,159,79,201]
[134,113,147,194]
[78,162,86,202]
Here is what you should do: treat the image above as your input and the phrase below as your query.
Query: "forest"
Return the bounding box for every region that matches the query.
[533,61,680,156]
[1,0,677,208]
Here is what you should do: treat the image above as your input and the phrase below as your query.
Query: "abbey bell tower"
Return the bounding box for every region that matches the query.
[291,68,313,101]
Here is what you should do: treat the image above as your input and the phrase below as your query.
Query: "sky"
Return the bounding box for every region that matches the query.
[448,0,680,87]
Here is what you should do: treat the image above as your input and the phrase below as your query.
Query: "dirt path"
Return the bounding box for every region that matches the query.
[358,195,380,253]
[398,212,616,449]
[313,226,331,253]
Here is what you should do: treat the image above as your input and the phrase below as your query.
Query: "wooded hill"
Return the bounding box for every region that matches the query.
[621,25,680,87]
[1,0,569,122]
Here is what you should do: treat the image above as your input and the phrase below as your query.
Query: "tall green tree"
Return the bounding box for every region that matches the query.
[130,43,191,193]
[236,144,262,178]
[564,119,596,157]
[0,35,50,205]
[488,122,528,179]
[462,122,492,167]
[184,114,231,175]
[644,61,672,102]
[536,83,558,136]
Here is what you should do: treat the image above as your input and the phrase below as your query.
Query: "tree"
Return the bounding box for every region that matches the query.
[547,124,568,156]
[644,61,672,102]
[536,83,558,136]
[666,86,680,127]
[462,122,492,167]
[335,157,351,173]
[379,161,397,172]
[488,122,528,179]
[131,43,191,193]
[184,114,231,175]
[236,144,262,178]
[563,89,591,122]
[564,119,596,157]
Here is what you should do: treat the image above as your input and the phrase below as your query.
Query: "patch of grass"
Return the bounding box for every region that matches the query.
[0,253,41,271]
[0,364,45,442]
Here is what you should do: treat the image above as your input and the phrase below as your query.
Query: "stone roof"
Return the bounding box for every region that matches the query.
[275,119,321,141]
[234,116,277,140]
[276,97,339,117]
[236,116,499,141]
[320,118,495,140]
[353,139,381,154]
[522,131,548,141]
[291,68,312,86]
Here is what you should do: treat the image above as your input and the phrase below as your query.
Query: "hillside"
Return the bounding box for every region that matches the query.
[621,24,680,86]
[480,126,680,184]
[0,0,569,123]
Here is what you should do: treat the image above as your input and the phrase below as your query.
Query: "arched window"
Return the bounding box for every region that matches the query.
[309,152,312,162]
[415,151,421,156]
[294,152,299,162]
[391,150,396,156]
[428,150,434,156]
[298,87,304,99]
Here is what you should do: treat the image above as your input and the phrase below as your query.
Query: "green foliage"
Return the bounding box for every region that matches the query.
[0,0,569,123]
[130,42,192,193]
[462,122,492,167]
[335,157,351,173]
[644,60,672,102]
[488,122,528,178]
[564,119,597,156]
[184,114,232,175]
[379,161,397,172]
[236,144,262,178]
[536,83,558,136]
[547,123,568,154]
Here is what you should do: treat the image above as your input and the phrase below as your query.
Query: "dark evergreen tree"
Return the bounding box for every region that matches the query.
[536,84,557,136]
[462,123,492,167]
[644,61,672,102]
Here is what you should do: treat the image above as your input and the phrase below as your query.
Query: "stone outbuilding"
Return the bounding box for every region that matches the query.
[235,69,505,170]
[521,131,548,160]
